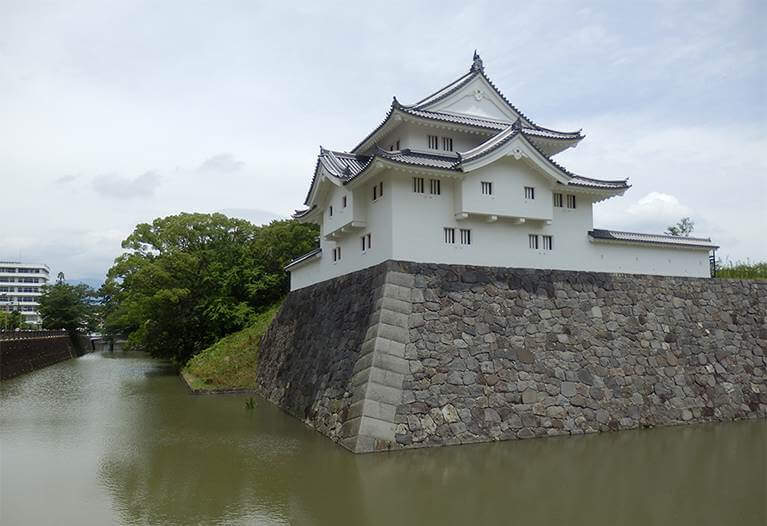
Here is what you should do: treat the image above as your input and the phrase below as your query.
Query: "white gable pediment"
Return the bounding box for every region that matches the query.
[421,76,519,123]
[461,133,570,185]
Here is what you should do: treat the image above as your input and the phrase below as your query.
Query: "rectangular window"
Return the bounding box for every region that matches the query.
[329,206,333,217]
[373,185,377,200]
[429,179,441,195]
[413,177,424,193]
[525,186,535,199]
[428,135,439,149]
[396,140,400,150]
[444,227,455,244]
[361,235,366,252]
[373,181,383,201]
[529,234,539,249]
[543,235,553,250]
[342,195,347,208]
[567,194,576,209]
[361,234,371,252]
[481,181,493,195]
[553,193,563,207]
[442,137,453,151]
[460,229,471,245]
[333,246,342,262]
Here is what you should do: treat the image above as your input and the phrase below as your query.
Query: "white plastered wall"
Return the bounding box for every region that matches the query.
[289,176,394,289]
[378,122,490,154]
[290,163,712,290]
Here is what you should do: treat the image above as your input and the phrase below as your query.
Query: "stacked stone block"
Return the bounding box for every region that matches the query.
[1,334,77,380]
[342,271,413,452]
[257,260,767,453]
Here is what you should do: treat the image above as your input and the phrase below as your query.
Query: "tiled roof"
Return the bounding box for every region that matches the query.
[352,55,585,154]
[401,106,505,130]
[306,134,628,206]
[567,176,629,190]
[318,148,371,180]
[293,205,316,218]
[284,247,322,269]
[409,71,476,109]
[588,229,717,248]
[405,62,545,133]
[460,125,521,163]
[376,147,461,170]
[400,107,583,140]
[524,127,583,141]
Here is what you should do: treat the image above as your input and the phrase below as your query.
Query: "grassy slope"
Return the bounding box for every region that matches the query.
[182,302,281,391]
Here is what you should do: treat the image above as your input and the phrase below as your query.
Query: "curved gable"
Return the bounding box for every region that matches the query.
[418,74,521,123]
[460,130,569,184]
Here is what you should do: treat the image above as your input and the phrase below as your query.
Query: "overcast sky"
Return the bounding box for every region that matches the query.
[1,0,765,284]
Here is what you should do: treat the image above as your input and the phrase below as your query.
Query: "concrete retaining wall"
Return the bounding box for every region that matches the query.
[258,260,767,452]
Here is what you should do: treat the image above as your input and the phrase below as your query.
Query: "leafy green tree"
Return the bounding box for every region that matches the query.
[102,213,317,364]
[38,282,97,334]
[665,217,695,237]
[0,310,30,331]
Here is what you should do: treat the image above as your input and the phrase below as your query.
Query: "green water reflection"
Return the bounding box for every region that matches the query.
[1,352,764,525]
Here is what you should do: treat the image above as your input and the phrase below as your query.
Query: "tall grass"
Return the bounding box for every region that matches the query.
[716,260,767,280]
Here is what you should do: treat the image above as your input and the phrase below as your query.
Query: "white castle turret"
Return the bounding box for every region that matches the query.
[287,53,717,290]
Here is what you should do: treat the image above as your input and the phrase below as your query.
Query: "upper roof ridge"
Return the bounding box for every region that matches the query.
[470,50,484,73]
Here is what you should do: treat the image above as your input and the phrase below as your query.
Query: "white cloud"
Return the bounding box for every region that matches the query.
[625,192,692,225]
[92,171,162,199]
[556,113,767,260]
[0,0,763,280]
[197,154,245,174]
[54,174,78,184]
[219,208,283,226]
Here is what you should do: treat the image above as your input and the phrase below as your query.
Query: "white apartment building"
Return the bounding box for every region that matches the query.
[286,53,717,291]
[0,262,50,327]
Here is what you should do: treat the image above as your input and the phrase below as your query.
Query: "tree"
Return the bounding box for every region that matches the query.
[665,217,695,237]
[0,310,29,331]
[38,282,97,334]
[101,213,317,364]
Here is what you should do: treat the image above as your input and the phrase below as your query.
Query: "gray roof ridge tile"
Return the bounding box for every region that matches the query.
[591,228,713,243]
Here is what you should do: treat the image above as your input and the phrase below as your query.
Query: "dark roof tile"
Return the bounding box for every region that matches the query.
[588,229,717,248]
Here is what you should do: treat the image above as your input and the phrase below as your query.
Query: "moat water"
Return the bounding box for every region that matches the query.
[1,351,765,525]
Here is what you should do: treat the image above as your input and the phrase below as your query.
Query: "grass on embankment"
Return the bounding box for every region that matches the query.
[182,302,281,392]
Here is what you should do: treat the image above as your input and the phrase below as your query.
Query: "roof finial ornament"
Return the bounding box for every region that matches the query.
[471,50,484,73]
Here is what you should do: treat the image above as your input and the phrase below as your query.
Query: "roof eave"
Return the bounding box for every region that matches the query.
[587,232,718,250]
[284,248,322,270]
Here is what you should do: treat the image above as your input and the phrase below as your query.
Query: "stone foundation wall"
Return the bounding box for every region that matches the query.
[257,264,384,446]
[1,334,73,380]
[258,261,767,452]
[0,332,95,380]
